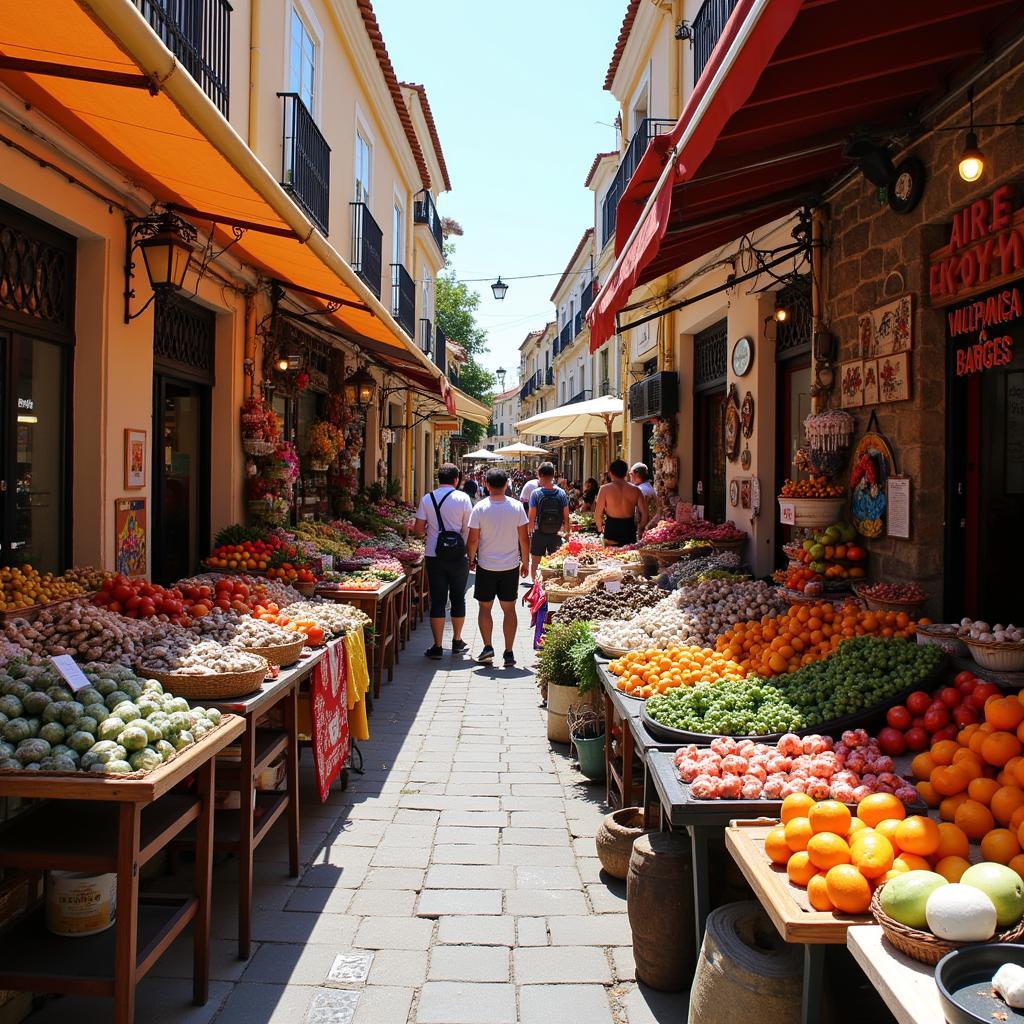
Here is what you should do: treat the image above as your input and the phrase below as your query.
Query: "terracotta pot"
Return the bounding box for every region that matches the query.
[596,806,648,881]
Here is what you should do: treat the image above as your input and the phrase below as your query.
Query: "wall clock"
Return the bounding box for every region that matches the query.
[888,157,925,215]
[731,336,754,377]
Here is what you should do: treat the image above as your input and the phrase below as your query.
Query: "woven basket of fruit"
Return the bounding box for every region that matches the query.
[543,577,592,605]
[870,884,1024,966]
[960,636,1024,672]
[852,582,927,616]
[708,537,746,553]
[638,547,691,566]
[139,660,269,701]
[240,635,306,667]
[777,496,847,527]
[915,624,969,658]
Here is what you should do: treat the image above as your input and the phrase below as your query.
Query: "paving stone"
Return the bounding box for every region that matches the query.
[214,981,313,1023]
[306,987,361,1024]
[587,882,628,914]
[499,826,569,846]
[354,916,434,950]
[437,810,509,827]
[371,845,432,868]
[616,982,690,1023]
[418,889,503,917]
[508,811,571,829]
[381,823,437,846]
[612,945,636,981]
[520,984,614,1023]
[515,917,548,947]
[284,887,355,914]
[572,836,599,857]
[241,942,344,985]
[513,946,612,984]
[432,844,500,865]
[577,857,606,883]
[348,888,418,916]
[366,948,429,987]
[415,982,517,1024]
[436,915,516,946]
[361,867,426,890]
[505,888,589,917]
[427,945,510,982]
[548,915,633,946]
[351,985,414,1024]
[24,978,233,1024]
[499,844,576,867]
[423,864,514,889]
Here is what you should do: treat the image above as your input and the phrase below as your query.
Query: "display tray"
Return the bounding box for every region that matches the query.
[775,584,856,604]
[0,592,96,623]
[936,944,1024,1024]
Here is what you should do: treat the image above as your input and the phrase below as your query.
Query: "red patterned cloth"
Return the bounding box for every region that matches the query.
[311,640,350,802]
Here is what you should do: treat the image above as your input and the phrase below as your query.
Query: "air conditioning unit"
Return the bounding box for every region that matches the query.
[629,371,679,422]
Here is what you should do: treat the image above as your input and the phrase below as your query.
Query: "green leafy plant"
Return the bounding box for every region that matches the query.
[538,620,597,694]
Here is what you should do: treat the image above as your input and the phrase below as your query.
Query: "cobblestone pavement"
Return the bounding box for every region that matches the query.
[28,585,689,1024]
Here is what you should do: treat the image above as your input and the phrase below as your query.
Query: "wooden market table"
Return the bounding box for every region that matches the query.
[846,926,945,1024]
[726,820,871,1024]
[317,575,404,697]
[0,715,244,1024]
[198,651,324,959]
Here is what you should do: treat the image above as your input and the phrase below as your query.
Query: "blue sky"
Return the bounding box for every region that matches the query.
[373,0,625,387]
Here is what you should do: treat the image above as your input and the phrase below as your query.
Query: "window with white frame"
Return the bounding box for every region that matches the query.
[355,131,372,205]
[422,272,432,321]
[289,8,316,111]
[393,199,405,267]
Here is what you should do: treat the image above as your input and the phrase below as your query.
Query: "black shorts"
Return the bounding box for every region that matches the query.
[474,566,520,603]
[530,531,562,557]
[603,515,637,545]
[425,556,469,618]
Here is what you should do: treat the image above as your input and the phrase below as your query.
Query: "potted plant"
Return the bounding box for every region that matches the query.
[537,620,600,744]
[567,704,605,781]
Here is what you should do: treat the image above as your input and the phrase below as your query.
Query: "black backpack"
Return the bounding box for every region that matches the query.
[430,491,466,562]
[536,489,564,535]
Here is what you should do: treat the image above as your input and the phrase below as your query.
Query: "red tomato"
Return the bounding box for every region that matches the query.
[953,705,979,727]
[970,683,1001,709]
[877,727,908,756]
[932,725,959,743]
[904,727,929,752]
[125,594,141,611]
[101,578,115,593]
[911,716,926,730]
[939,687,963,709]
[906,691,932,716]
[924,705,950,732]
[886,705,912,730]
[138,584,154,598]
[955,670,977,688]
[113,583,133,604]
[139,601,156,617]
[108,601,122,614]
[957,676,979,695]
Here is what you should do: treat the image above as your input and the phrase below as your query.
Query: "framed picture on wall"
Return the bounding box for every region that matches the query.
[124,429,146,489]
[862,359,879,406]
[878,352,911,403]
[840,360,864,408]
[115,498,147,578]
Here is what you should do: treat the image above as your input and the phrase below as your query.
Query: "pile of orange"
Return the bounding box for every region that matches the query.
[716,602,921,677]
[608,646,746,697]
[763,792,963,913]
[912,691,1024,878]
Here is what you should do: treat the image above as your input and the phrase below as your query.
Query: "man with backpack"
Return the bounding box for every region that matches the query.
[413,463,474,659]
[527,462,570,579]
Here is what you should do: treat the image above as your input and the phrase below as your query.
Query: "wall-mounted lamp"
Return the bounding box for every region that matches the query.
[491,276,509,301]
[275,353,302,372]
[674,21,692,40]
[496,367,507,388]
[344,366,377,409]
[123,211,197,322]
[842,139,897,188]
[773,307,788,323]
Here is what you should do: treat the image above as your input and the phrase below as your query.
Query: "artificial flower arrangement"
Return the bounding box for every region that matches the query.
[307,421,339,466]
[241,395,280,442]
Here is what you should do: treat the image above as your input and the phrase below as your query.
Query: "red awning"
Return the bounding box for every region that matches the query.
[590,0,1024,350]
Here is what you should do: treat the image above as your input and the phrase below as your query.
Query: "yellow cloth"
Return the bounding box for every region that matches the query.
[344,629,370,742]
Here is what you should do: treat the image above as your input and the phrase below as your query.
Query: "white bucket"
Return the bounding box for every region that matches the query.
[46,871,117,936]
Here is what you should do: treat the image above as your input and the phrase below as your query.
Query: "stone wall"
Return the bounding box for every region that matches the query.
[824,53,1024,616]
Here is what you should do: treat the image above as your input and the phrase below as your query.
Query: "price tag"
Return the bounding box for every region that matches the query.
[49,654,91,693]
[779,500,796,526]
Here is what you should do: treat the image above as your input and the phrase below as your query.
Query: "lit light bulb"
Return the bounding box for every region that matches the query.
[774,308,788,323]
[275,355,289,372]
[958,131,984,183]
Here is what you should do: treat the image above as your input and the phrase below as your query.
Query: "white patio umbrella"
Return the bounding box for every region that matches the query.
[462,448,506,460]
[515,395,624,457]
[491,442,551,456]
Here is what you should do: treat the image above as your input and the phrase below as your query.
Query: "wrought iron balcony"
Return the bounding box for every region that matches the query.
[136,0,231,116]
[567,389,590,405]
[435,324,446,370]
[559,323,572,353]
[580,279,594,318]
[545,367,554,387]
[693,0,740,87]
[351,202,383,299]
[419,317,432,356]
[574,311,583,338]
[278,93,330,235]
[390,263,415,337]
[600,117,675,249]
[534,369,543,389]
[414,190,444,254]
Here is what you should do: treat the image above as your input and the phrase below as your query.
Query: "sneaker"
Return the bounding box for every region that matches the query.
[424,645,443,660]
[476,645,494,664]
[503,650,516,668]
[452,639,468,655]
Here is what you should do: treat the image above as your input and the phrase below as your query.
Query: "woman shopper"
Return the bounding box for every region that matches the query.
[466,468,529,668]
[413,463,474,659]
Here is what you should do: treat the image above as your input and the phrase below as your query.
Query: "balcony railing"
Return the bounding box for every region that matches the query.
[435,324,446,371]
[414,190,444,253]
[574,311,583,337]
[559,323,572,353]
[600,117,675,249]
[351,202,383,299]
[136,0,231,116]
[278,93,330,235]
[390,263,415,337]
[693,0,740,87]
[567,389,590,405]
[580,279,594,318]
[419,317,432,356]
[545,367,554,386]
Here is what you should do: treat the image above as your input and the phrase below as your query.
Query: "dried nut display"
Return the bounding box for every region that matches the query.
[959,618,1023,643]
[140,638,266,676]
[550,576,663,626]
[276,601,371,635]
[227,617,299,649]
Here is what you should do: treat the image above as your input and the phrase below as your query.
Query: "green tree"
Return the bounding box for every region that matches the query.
[436,242,495,446]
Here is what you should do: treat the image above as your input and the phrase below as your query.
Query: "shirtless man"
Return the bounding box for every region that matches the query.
[595,459,648,546]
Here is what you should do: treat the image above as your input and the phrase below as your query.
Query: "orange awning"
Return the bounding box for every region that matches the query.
[0,0,433,367]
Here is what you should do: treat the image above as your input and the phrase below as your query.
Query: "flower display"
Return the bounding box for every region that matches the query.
[307,421,339,465]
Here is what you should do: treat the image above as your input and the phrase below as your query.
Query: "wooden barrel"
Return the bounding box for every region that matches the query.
[687,902,802,1024]
[626,832,695,990]
[596,807,648,881]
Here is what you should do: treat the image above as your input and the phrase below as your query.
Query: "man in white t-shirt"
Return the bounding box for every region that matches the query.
[631,462,659,528]
[518,474,539,508]
[413,463,474,659]
[466,468,529,668]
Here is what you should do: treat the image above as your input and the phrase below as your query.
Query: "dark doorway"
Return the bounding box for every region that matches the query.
[693,320,728,522]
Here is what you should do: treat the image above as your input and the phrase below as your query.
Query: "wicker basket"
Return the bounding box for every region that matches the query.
[776,496,847,527]
[960,635,1024,671]
[539,566,559,581]
[293,581,316,598]
[138,659,269,700]
[638,547,690,567]
[543,577,592,604]
[242,438,277,457]
[708,537,747,552]
[596,642,633,659]
[916,624,969,658]
[870,885,1024,965]
[240,636,305,667]
[852,582,927,616]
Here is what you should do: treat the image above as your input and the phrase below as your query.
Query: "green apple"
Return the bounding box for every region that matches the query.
[961,863,1024,928]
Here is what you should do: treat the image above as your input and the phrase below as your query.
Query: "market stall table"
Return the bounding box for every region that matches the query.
[0,715,244,1024]
[197,651,324,959]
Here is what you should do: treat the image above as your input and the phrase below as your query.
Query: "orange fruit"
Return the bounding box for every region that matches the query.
[991,786,1024,826]
[787,850,817,887]
[1012,760,1024,788]
[931,740,960,766]
[931,765,970,797]
[1008,854,1024,881]
[916,781,940,808]
[1010,805,1024,833]
[981,828,1022,865]
[764,827,792,865]
[894,816,941,857]
[824,864,872,913]
[807,873,835,911]
[850,833,895,879]
[911,752,937,781]
[934,855,971,883]
[882,868,907,883]
[875,819,902,845]
[784,816,814,852]
[808,800,852,836]
[968,777,1000,805]
[857,793,906,828]
[955,799,996,841]
[895,853,932,872]
[933,822,970,861]
[986,698,1024,731]
[781,793,815,824]
[982,732,1023,768]
[953,756,984,782]
[939,793,969,822]
[807,832,852,871]
[847,818,871,838]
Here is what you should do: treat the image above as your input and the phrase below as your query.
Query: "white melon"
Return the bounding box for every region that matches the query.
[925,883,997,941]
